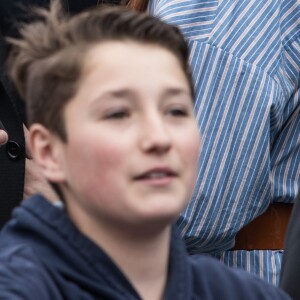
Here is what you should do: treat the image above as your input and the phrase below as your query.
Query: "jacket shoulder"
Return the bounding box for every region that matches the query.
[0,243,61,299]
[189,255,290,300]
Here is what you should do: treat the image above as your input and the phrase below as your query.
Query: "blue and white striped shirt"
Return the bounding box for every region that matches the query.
[149,0,300,285]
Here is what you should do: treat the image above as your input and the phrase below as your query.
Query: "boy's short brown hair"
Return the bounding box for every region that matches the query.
[7,0,193,141]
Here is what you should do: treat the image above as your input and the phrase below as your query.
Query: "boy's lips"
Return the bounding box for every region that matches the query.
[133,167,178,186]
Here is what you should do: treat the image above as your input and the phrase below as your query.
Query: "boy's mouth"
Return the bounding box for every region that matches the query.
[134,167,178,182]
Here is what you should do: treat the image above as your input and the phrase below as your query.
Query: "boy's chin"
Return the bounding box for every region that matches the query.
[130,205,185,231]
[126,215,178,236]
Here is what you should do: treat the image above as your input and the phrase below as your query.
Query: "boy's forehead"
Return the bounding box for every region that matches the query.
[82,41,181,75]
[85,40,172,61]
[67,40,191,108]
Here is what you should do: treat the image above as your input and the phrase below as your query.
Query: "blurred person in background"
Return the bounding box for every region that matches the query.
[129,0,300,285]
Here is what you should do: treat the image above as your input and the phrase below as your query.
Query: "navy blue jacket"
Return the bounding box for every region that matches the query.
[0,195,290,299]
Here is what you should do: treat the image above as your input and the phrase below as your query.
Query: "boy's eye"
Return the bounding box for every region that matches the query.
[104,110,129,119]
[167,108,189,117]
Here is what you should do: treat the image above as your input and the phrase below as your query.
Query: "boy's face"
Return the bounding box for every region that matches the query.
[43,41,200,230]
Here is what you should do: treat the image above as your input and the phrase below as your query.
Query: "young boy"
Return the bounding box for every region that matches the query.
[0,1,291,299]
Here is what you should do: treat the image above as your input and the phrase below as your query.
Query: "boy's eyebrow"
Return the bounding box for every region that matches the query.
[90,89,133,104]
[161,88,191,98]
[103,89,133,99]
[89,87,192,107]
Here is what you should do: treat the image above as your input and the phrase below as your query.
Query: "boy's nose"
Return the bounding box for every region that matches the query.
[140,116,172,154]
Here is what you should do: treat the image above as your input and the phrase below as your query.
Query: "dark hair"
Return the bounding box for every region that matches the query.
[8,0,193,141]
[127,0,149,12]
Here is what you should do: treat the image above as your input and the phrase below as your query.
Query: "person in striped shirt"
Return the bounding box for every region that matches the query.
[129,0,300,286]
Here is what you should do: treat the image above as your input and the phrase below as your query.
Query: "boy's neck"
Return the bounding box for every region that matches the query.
[101,224,171,300]
[69,206,171,300]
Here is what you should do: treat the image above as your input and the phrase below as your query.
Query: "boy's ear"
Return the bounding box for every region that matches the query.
[29,124,66,183]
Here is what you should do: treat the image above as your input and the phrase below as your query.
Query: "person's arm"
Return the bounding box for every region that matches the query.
[0,120,57,202]
[0,121,8,146]
[0,119,57,201]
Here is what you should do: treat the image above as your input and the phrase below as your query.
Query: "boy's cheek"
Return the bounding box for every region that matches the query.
[182,133,201,188]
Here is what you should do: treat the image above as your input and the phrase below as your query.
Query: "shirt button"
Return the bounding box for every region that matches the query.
[6,140,22,159]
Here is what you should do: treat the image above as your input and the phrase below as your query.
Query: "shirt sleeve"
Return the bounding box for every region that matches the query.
[270,37,300,202]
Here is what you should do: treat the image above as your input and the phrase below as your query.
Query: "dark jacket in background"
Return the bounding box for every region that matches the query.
[0,0,120,228]
[0,1,27,228]
[280,193,300,299]
[0,195,291,299]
